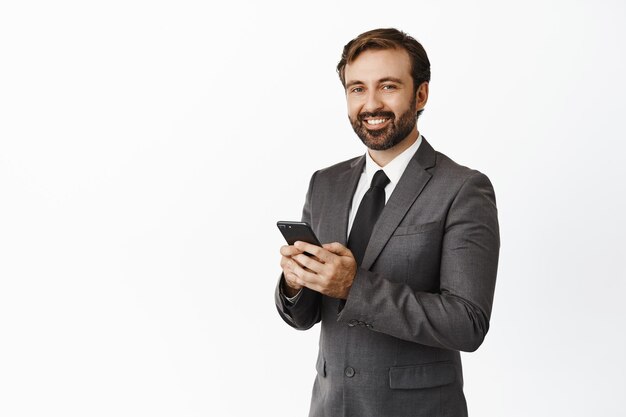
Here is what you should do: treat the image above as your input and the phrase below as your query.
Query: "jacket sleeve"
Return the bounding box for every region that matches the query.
[337,171,500,352]
[274,171,322,330]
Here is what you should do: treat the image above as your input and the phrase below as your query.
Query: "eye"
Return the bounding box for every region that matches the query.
[350,86,364,94]
[382,84,397,91]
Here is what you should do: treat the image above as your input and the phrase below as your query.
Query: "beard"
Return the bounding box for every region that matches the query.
[349,99,418,151]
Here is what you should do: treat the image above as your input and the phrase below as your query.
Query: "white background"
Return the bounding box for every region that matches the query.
[1,1,625,416]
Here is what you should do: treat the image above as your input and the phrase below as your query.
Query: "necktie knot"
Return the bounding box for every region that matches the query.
[371,170,390,189]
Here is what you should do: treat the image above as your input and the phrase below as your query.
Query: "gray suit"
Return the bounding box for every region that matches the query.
[275,138,500,417]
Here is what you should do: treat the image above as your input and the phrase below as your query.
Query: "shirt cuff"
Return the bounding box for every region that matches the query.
[281,282,303,305]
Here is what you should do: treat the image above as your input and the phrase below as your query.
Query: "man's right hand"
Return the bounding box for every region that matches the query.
[280,244,305,297]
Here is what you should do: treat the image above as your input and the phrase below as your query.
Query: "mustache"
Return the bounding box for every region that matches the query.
[358,111,395,122]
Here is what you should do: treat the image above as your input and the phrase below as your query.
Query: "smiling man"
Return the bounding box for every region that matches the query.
[275,28,500,417]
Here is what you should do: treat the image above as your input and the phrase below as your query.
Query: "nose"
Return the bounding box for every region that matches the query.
[363,90,383,113]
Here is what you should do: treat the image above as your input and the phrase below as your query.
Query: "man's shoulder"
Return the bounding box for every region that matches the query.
[313,155,364,178]
[434,150,479,178]
[432,149,494,194]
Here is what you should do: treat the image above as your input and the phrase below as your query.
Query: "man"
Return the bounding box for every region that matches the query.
[275,28,499,417]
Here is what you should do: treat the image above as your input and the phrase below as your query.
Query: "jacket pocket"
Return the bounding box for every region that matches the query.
[392,221,441,237]
[389,361,455,389]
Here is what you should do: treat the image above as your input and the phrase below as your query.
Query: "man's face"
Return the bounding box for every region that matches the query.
[344,48,421,151]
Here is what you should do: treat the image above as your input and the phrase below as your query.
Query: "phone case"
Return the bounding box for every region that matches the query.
[277,221,322,246]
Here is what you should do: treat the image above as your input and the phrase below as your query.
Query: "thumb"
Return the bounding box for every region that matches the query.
[323,242,353,257]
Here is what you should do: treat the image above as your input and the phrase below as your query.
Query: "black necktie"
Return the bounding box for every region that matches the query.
[348,169,390,266]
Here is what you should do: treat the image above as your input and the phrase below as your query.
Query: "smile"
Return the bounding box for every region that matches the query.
[365,118,389,125]
[363,117,392,130]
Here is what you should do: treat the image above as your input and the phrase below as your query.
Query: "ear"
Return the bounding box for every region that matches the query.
[414,82,429,112]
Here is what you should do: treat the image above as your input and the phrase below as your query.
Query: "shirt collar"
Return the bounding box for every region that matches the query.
[364,134,422,186]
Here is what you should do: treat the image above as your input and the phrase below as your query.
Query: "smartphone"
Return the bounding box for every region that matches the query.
[277,221,322,246]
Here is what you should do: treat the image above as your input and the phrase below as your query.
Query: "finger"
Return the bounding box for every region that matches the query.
[289,258,320,287]
[281,257,303,287]
[294,241,333,263]
[323,242,353,258]
[293,253,324,273]
[286,254,309,271]
[280,245,303,257]
[280,255,293,270]
[283,270,301,287]
[281,255,307,273]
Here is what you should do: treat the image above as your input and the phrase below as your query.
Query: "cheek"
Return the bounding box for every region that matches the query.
[346,101,361,120]
[389,96,414,116]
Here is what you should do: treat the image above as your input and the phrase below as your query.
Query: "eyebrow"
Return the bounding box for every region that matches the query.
[345,77,405,89]
[379,77,404,84]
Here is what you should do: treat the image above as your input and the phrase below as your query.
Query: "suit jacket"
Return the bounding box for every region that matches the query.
[275,138,500,417]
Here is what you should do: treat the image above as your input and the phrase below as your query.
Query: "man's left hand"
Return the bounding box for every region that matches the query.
[287,241,357,299]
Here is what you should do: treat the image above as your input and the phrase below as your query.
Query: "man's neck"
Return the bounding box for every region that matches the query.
[368,129,419,167]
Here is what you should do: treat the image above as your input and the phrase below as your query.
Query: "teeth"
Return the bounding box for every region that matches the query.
[367,118,387,125]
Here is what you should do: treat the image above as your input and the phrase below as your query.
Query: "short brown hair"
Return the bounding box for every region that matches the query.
[337,28,431,93]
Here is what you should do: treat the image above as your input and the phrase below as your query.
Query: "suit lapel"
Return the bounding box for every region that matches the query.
[323,155,365,246]
[361,138,437,270]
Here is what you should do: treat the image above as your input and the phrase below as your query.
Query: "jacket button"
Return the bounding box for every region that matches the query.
[344,367,355,378]
[348,319,358,327]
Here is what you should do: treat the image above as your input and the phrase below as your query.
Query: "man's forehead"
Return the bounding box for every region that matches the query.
[344,48,412,83]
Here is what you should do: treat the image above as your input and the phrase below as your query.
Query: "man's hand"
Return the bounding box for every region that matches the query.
[280,241,357,300]
[280,244,305,297]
